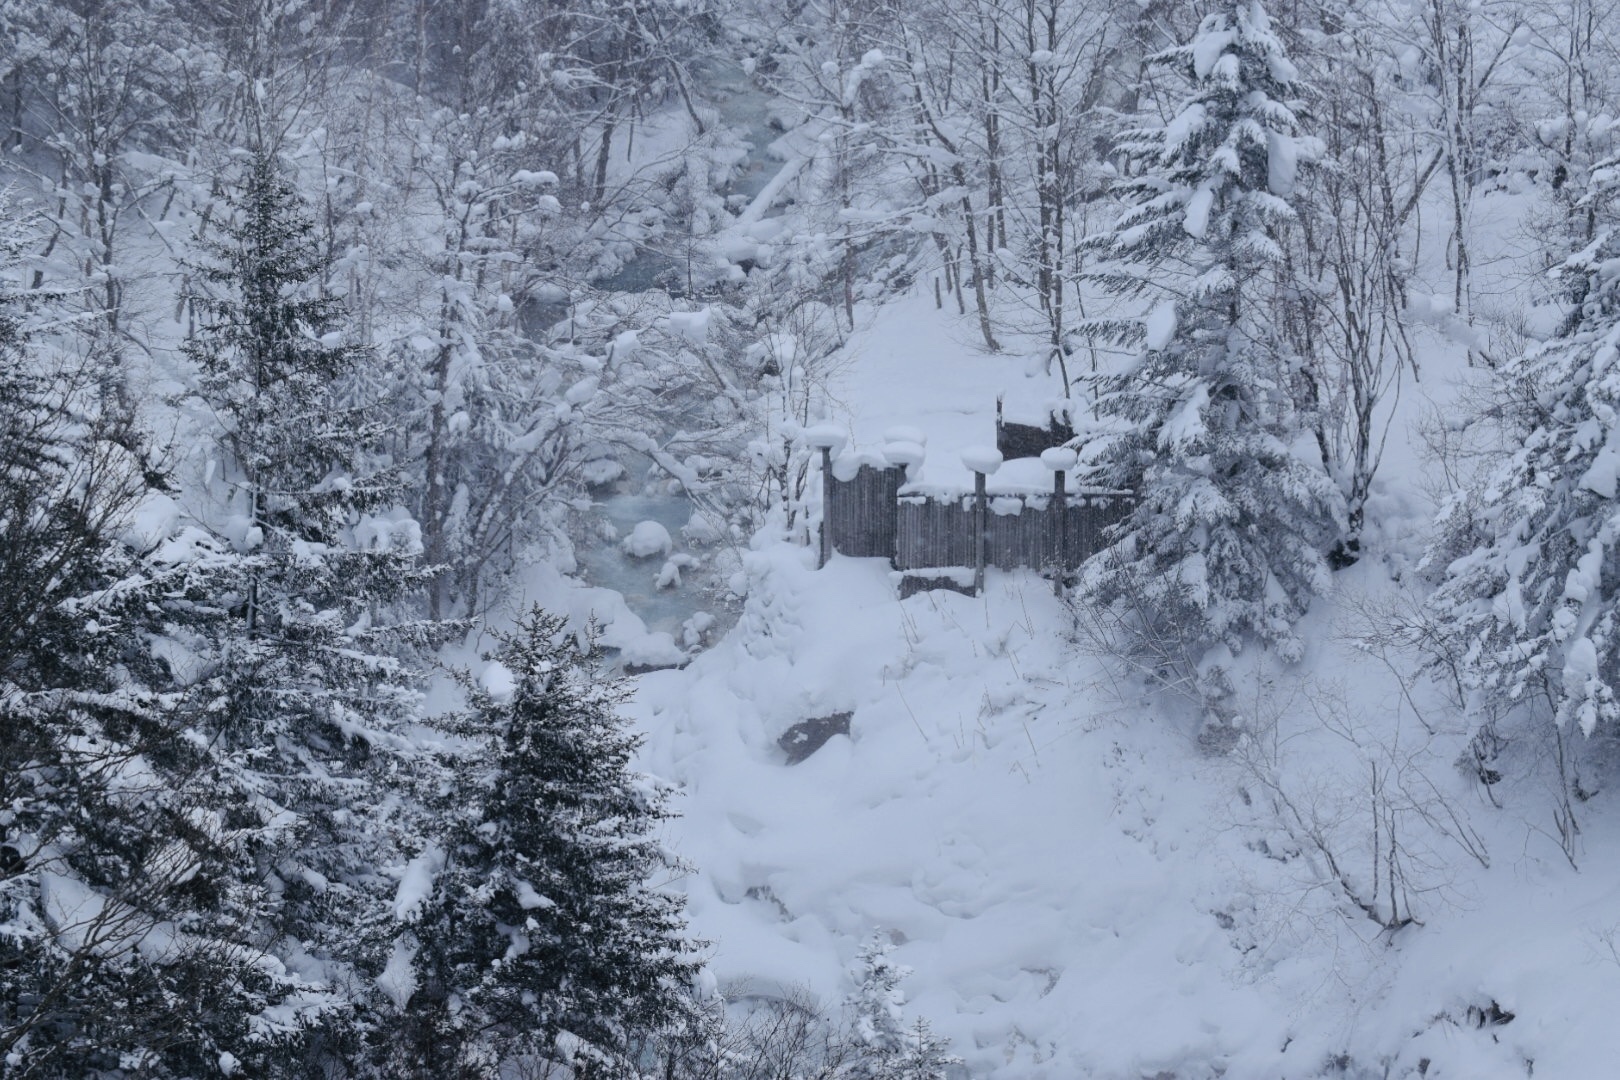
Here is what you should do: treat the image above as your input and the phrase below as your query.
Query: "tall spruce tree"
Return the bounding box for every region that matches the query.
[1426,202,1620,739]
[0,218,326,1076]
[397,609,710,1078]
[1078,0,1340,688]
[155,148,442,1069]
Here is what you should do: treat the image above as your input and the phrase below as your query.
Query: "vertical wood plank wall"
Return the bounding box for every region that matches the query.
[824,464,903,560]
[825,464,1131,572]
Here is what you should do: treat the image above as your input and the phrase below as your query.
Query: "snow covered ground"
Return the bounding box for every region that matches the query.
[625,540,1620,1077]
[816,289,1075,495]
[592,270,1620,1077]
[454,158,1620,1075]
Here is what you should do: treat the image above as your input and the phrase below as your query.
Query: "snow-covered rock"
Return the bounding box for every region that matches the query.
[622,520,674,559]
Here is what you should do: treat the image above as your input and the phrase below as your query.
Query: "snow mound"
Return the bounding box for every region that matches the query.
[622,520,674,559]
[959,445,1003,475]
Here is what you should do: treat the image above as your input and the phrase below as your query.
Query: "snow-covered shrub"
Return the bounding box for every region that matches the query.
[845,937,960,1080]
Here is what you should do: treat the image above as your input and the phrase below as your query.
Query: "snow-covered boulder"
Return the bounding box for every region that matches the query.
[622,520,674,559]
[656,553,700,589]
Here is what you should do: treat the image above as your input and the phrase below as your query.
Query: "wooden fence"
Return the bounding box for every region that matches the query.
[823,461,902,560]
[822,462,1131,584]
[895,491,1129,572]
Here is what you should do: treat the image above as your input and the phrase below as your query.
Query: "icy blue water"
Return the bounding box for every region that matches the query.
[580,492,693,631]
[576,490,719,640]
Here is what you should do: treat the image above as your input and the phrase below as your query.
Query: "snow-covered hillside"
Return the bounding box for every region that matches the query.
[526,275,1620,1077]
[16,0,1620,1075]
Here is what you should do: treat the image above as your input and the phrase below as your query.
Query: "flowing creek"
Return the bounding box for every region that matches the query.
[576,489,722,647]
[576,66,788,659]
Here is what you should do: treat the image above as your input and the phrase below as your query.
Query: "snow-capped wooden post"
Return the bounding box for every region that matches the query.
[961,446,1003,595]
[1041,447,1079,596]
[805,425,847,569]
[881,426,927,484]
[818,446,832,568]
[973,471,987,593]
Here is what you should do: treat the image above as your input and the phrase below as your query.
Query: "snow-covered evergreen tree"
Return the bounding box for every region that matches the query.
[1078,0,1341,684]
[150,148,442,1067]
[398,609,710,1076]
[174,144,437,764]
[0,216,337,1076]
[1426,216,1620,738]
[844,937,958,1080]
[848,936,908,1065]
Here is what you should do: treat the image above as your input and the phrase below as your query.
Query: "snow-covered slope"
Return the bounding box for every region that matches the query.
[630,541,1620,1077]
[633,550,1280,1075]
[605,274,1620,1077]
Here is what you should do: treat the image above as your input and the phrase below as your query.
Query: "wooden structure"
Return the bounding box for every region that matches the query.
[893,488,1128,573]
[820,457,1130,592]
[821,456,903,561]
[994,396,1074,460]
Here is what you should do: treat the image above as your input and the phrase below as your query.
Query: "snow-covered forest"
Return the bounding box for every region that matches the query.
[5,0,1620,1075]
